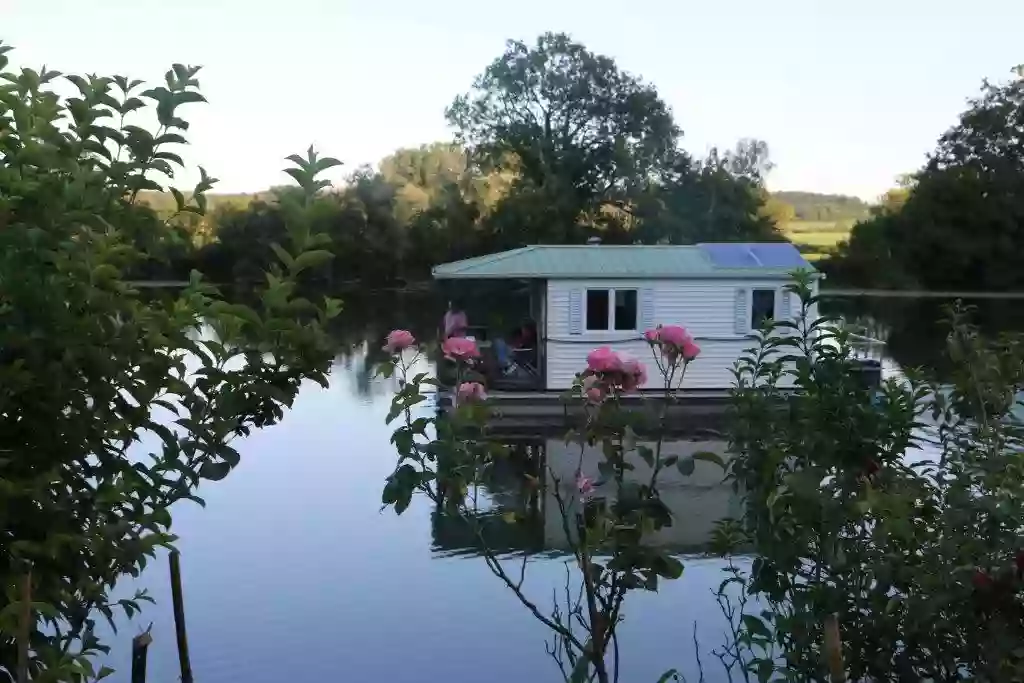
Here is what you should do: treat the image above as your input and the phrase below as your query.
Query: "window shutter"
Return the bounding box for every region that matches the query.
[569,289,583,335]
[733,289,748,335]
[779,289,792,321]
[639,288,656,332]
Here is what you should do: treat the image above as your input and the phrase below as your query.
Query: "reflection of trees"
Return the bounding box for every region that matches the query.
[323,290,445,397]
[822,296,1024,381]
[431,439,547,556]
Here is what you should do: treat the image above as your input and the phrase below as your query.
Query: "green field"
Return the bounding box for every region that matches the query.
[781,220,853,260]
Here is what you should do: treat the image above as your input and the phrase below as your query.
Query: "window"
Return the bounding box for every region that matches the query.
[586,290,609,330]
[614,290,638,330]
[586,288,637,331]
[751,289,776,329]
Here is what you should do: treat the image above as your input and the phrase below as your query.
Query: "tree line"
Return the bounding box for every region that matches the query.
[826,67,1024,291]
[138,33,785,287]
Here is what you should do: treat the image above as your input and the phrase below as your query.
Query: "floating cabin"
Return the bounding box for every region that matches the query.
[431,241,819,410]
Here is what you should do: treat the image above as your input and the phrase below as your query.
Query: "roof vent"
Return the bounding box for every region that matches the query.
[586,236,602,246]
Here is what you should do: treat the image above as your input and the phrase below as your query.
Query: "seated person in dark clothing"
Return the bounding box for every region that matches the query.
[511,320,536,350]
[495,321,537,376]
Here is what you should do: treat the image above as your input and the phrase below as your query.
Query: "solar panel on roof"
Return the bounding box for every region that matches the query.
[698,243,759,268]
[749,243,808,268]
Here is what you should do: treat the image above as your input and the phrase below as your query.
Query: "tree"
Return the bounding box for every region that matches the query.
[829,68,1024,291]
[0,43,340,679]
[631,147,782,244]
[760,195,796,225]
[447,32,680,230]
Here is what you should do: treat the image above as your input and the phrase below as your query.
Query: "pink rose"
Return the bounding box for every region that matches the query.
[631,360,648,389]
[577,474,595,497]
[617,352,647,392]
[643,328,661,343]
[585,386,604,404]
[457,381,488,403]
[442,337,480,361]
[587,347,623,373]
[658,325,690,349]
[681,338,701,361]
[383,329,416,353]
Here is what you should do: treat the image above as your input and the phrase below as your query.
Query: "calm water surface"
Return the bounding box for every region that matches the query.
[103,291,1022,683]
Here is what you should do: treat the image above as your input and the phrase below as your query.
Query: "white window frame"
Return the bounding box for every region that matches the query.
[748,287,778,332]
[585,288,638,332]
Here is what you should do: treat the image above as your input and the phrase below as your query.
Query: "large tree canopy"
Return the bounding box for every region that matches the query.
[632,141,781,244]
[446,32,680,204]
[829,69,1024,290]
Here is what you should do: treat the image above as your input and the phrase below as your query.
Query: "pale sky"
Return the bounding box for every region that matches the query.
[4,0,1022,200]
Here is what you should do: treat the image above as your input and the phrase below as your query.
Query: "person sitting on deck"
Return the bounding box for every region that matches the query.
[442,301,468,339]
[494,320,537,377]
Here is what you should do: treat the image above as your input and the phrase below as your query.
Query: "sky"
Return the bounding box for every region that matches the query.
[4,0,1022,200]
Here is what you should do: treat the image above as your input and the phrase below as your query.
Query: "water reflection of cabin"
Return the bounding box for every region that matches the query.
[430,422,740,557]
[431,241,817,398]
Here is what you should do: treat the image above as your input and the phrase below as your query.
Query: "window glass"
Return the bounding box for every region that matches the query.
[751,289,776,329]
[614,290,637,330]
[586,289,609,330]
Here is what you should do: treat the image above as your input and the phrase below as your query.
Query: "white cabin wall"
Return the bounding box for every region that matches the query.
[545,277,801,390]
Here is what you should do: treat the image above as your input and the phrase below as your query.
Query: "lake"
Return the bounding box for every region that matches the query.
[103,290,1024,683]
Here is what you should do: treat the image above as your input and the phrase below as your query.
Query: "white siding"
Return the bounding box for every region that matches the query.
[545,277,802,390]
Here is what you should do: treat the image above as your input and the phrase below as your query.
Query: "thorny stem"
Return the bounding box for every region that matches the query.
[475,532,587,654]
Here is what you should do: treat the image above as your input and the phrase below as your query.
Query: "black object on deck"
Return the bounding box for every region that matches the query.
[851,359,882,391]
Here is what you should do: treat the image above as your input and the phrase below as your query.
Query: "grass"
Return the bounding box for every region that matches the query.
[780,219,854,261]
[782,220,853,234]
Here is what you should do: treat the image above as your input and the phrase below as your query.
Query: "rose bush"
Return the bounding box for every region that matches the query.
[379,325,704,682]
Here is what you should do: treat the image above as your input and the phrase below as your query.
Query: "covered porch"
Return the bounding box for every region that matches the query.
[433,277,548,392]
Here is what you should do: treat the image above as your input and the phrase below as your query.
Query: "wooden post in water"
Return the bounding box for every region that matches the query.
[16,569,32,683]
[169,550,194,683]
[131,631,153,683]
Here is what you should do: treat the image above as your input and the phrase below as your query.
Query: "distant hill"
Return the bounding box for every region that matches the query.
[136,190,272,216]
[769,192,873,261]
[772,191,871,223]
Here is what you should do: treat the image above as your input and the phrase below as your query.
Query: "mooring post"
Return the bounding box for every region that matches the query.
[17,568,32,683]
[131,630,153,683]
[169,550,194,683]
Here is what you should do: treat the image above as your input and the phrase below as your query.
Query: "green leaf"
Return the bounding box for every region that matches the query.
[170,187,186,212]
[692,451,726,469]
[742,614,772,640]
[292,249,334,273]
[637,445,654,468]
[656,670,680,683]
[199,461,232,481]
[155,132,187,145]
[676,456,695,476]
[270,243,295,270]
[755,657,773,683]
[315,156,343,173]
[654,553,684,579]
[173,91,207,105]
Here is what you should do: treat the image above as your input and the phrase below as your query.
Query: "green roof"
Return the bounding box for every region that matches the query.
[432,244,816,280]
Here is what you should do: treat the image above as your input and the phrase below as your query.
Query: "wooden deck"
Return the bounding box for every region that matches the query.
[438,388,736,418]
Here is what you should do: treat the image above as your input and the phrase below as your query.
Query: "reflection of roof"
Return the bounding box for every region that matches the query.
[432,243,815,280]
